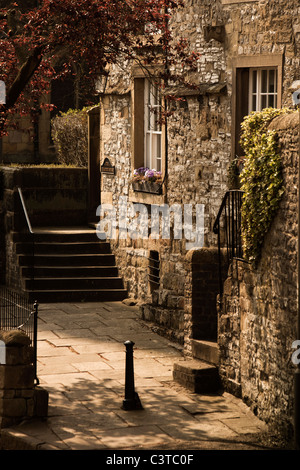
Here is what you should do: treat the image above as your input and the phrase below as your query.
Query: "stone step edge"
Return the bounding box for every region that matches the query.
[191,339,220,366]
[173,359,222,394]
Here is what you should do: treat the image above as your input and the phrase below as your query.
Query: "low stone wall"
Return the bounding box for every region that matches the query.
[218,112,299,438]
[0,330,48,428]
[1,166,88,230]
[0,166,88,287]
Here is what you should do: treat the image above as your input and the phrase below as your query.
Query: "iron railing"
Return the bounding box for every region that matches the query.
[18,187,35,290]
[0,286,39,384]
[213,190,244,297]
[148,251,160,290]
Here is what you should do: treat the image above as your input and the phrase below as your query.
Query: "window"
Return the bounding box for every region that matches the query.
[144,79,162,172]
[249,68,277,112]
[132,74,164,183]
[232,54,283,157]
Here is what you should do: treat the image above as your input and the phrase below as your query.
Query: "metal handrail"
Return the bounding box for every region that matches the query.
[148,253,160,287]
[213,190,244,297]
[18,187,33,234]
[17,187,35,291]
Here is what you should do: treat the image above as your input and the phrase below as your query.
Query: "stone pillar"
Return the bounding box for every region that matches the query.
[184,247,227,355]
[0,330,48,428]
[87,105,101,224]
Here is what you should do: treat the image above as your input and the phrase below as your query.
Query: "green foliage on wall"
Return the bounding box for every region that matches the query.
[239,107,292,265]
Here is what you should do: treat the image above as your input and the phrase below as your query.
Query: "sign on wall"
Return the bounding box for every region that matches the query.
[101,158,115,175]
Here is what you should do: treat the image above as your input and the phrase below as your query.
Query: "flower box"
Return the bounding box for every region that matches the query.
[131,167,163,194]
[132,181,162,195]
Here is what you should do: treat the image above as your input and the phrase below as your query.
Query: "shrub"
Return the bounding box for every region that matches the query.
[51,107,91,167]
[239,107,292,265]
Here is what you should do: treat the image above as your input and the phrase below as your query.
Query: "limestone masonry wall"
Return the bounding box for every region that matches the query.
[0,330,48,428]
[99,0,300,347]
[218,112,299,438]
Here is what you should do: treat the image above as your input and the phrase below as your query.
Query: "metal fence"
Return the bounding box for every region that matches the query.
[213,190,245,297]
[0,286,39,384]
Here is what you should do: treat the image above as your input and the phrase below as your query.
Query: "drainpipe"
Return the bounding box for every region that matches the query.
[162,2,169,202]
[296,104,300,450]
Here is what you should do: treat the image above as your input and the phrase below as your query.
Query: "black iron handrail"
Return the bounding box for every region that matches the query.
[213,190,244,297]
[18,187,35,291]
[148,253,160,287]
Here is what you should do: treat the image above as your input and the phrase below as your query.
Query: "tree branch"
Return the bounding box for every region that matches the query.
[5,45,44,111]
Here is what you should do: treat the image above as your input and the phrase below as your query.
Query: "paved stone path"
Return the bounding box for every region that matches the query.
[1,301,270,451]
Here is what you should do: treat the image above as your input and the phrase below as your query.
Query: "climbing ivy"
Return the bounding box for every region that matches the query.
[239,107,292,265]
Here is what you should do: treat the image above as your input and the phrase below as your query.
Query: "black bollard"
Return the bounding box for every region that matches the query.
[122,340,143,410]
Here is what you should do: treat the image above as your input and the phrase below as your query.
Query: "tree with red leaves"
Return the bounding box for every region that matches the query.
[0,0,199,135]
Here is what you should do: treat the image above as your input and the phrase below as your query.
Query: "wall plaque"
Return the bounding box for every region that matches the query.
[101,158,115,175]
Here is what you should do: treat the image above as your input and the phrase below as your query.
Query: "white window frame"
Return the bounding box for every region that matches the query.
[249,67,278,113]
[144,79,162,172]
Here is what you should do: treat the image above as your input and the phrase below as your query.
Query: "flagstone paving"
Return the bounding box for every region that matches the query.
[0,301,273,450]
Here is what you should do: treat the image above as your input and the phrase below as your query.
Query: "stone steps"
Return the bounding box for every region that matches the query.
[19,253,117,267]
[12,230,101,243]
[173,340,221,394]
[24,276,124,290]
[15,241,112,254]
[21,266,119,278]
[14,227,127,303]
[191,339,220,366]
[27,289,128,303]
[173,359,221,394]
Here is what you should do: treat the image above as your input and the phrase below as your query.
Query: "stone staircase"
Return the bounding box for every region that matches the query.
[13,227,127,303]
[173,340,221,393]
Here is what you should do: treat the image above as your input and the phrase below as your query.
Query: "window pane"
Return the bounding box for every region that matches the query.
[152,134,161,163]
[261,94,267,109]
[145,133,151,168]
[268,94,274,108]
[156,135,161,162]
[269,70,275,93]
[252,94,257,111]
[144,79,162,170]
[261,70,268,93]
[153,85,159,104]
[147,107,150,131]
[252,70,257,93]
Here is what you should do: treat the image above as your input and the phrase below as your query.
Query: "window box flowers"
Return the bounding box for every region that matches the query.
[131,167,163,194]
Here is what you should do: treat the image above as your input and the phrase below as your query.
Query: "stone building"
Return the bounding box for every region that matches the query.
[1,0,299,439]
[88,0,300,437]
[91,0,299,336]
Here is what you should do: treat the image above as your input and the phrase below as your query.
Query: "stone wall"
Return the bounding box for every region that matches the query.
[218,112,299,437]
[1,110,55,164]
[0,166,88,288]
[0,330,48,428]
[94,0,300,350]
